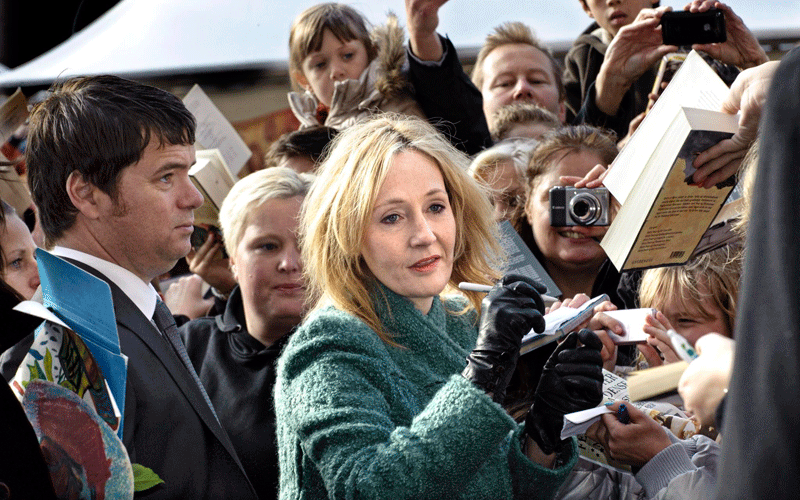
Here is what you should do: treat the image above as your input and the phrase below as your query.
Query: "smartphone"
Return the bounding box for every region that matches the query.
[661,9,726,46]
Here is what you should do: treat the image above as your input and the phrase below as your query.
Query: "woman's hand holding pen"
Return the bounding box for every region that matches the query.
[586,401,672,468]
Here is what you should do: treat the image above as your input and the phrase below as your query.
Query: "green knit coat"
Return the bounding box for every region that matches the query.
[275,287,577,499]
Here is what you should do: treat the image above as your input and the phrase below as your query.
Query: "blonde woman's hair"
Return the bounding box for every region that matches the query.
[639,243,743,336]
[490,103,561,142]
[289,3,378,90]
[219,167,314,258]
[300,113,502,343]
[471,22,563,100]
[732,138,759,238]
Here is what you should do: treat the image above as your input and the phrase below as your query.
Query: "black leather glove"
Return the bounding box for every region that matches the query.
[525,328,604,454]
[462,274,547,403]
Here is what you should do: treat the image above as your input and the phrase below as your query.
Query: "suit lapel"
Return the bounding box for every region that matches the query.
[62,259,243,467]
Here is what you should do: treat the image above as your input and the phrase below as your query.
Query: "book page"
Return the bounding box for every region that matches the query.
[183,85,252,176]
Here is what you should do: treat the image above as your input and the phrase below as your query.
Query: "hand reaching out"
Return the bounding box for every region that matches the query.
[594,6,678,117]
[586,401,672,468]
[684,1,769,70]
[692,60,778,187]
[678,333,734,428]
[405,0,449,61]
[640,311,682,366]
[163,274,214,320]
[186,230,237,295]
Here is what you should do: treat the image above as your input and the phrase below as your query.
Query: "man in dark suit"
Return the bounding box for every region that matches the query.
[25,75,257,499]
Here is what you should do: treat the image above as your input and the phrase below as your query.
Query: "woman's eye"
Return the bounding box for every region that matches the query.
[342,52,354,61]
[313,60,326,70]
[261,243,278,251]
[381,214,400,224]
[8,258,22,270]
[429,203,446,214]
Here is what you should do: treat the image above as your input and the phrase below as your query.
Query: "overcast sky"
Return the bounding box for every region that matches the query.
[274,0,797,48]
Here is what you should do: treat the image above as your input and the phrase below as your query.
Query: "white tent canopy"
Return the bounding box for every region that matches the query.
[0,0,796,88]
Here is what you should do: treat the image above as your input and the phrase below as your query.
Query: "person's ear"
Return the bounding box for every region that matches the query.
[229,258,238,281]
[293,70,310,92]
[558,101,567,124]
[579,0,594,18]
[66,171,104,220]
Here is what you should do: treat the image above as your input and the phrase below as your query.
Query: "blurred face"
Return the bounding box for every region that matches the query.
[1,214,39,299]
[658,288,731,347]
[526,150,607,273]
[232,196,305,337]
[95,141,203,282]
[480,44,565,128]
[299,28,370,108]
[581,0,657,37]
[481,159,524,222]
[361,150,456,314]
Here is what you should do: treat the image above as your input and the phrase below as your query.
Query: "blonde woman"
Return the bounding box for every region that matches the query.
[275,114,603,499]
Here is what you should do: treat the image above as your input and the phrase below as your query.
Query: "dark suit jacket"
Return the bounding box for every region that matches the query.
[66,260,257,499]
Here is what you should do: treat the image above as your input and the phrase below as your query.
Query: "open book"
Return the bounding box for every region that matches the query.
[189,149,237,227]
[600,51,740,272]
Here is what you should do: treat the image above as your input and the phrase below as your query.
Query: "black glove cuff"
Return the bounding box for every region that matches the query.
[524,399,566,455]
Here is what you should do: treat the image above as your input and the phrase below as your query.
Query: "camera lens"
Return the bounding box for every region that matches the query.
[569,193,601,225]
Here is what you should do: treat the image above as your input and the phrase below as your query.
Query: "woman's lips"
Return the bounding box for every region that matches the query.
[410,256,440,272]
[273,284,304,293]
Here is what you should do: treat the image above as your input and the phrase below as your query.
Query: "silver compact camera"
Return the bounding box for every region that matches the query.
[549,186,610,227]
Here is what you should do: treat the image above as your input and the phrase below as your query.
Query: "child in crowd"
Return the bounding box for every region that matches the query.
[637,243,741,367]
[490,103,561,142]
[0,200,39,301]
[563,0,671,139]
[469,137,538,223]
[288,3,425,130]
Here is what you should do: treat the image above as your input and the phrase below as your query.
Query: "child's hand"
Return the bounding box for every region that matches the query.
[642,311,682,364]
[678,333,735,428]
[586,401,673,468]
[586,307,623,372]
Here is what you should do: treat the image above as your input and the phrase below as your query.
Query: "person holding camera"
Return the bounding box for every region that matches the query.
[519,125,621,305]
[565,0,766,143]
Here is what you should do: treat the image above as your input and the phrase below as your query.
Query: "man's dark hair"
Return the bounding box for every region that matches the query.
[26,75,196,246]
[263,126,338,170]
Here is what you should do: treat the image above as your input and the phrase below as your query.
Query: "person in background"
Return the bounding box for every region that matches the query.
[520,125,621,304]
[181,167,312,500]
[262,126,337,173]
[490,103,561,142]
[287,3,425,130]
[0,200,39,300]
[24,75,257,499]
[469,137,538,223]
[275,114,604,499]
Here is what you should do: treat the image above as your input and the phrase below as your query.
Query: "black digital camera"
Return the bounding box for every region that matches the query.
[549,186,610,227]
[660,8,726,46]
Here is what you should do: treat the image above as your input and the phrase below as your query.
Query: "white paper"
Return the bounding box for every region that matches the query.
[13,300,69,328]
[603,308,656,344]
[561,406,614,440]
[182,84,251,176]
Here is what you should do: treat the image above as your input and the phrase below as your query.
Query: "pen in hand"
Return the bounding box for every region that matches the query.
[458,282,558,305]
[617,403,631,424]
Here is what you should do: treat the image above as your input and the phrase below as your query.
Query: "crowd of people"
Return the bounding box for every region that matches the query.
[0,0,795,499]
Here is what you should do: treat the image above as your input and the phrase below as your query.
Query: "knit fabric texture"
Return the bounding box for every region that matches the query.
[275,285,577,499]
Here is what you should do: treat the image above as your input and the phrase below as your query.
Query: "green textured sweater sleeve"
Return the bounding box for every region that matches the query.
[276,309,575,499]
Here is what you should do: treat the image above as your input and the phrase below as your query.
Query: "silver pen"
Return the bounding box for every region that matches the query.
[458,281,558,305]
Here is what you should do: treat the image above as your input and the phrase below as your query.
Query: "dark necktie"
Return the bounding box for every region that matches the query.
[152,300,219,422]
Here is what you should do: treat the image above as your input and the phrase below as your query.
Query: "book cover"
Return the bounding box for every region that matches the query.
[497,220,560,297]
[627,361,689,402]
[189,148,236,227]
[601,107,739,271]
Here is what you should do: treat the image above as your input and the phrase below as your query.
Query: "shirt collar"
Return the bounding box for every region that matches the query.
[51,246,159,319]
